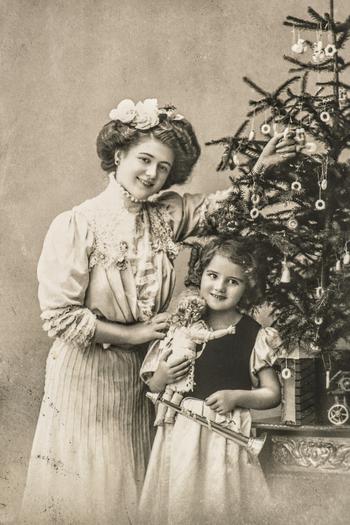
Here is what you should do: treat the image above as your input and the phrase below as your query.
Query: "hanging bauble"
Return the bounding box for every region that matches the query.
[248,130,255,141]
[321,179,328,191]
[250,207,259,219]
[295,128,306,143]
[320,111,331,122]
[280,260,291,283]
[326,370,331,389]
[260,123,271,135]
[304,142,317,154]
[291,180,302,192]
[313,41,323,53]
[335,259,342,273]
[281,367,292,380]
[287,217,298,230]
[325,44,337,57]
[233,153,240,166]
[291,38,307,54]
[343,251,350,265]
[315,316,323,325]
[315,286,324,299]
[315,199,326,210]
[251,193,260,205]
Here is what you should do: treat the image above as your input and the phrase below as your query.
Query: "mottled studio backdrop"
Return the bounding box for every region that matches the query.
[1,0,349,522]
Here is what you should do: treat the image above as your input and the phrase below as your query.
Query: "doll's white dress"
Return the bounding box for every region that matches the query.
[20,174,230,525]
[139,320,281,525]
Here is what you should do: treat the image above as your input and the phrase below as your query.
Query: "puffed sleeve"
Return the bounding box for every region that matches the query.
[37,209,97,349]
[250,327,282,387]
[157,188,233,241]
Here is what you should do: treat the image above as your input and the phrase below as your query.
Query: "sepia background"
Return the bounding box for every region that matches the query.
[1,0,349,522]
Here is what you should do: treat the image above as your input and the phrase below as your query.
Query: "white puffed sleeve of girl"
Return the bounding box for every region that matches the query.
[37,209,96,349]
[250,327,282,387]
[156,188,234,241]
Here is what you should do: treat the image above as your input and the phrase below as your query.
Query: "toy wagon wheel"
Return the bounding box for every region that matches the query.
[338,376,350,392]
[328,403,349,426]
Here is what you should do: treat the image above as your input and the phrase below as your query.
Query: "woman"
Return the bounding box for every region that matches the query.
[20,98,295,524]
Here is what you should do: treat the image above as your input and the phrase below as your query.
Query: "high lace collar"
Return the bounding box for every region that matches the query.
[105,173,146,213]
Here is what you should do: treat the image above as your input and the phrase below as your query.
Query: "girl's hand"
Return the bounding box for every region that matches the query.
[126,313,170,345]
[205,390,241,415]
[253,131,298,173]
[148,350,192,392]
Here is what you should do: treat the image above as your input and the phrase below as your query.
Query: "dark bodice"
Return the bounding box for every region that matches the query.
[190,315,261,400]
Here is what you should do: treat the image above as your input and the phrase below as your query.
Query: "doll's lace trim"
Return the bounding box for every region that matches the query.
[41,306,97,349]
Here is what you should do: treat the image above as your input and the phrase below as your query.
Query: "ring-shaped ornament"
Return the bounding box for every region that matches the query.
[325,44,337,57]
[250,207,259,219]
[261,123,271,135]
[315,199,326,210]
[281,368,292,380]
[251,194,260,205]
[320,111,331,122]
[291,181,302,191]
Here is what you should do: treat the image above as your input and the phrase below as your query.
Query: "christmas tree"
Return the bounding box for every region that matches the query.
[202,0,350,362]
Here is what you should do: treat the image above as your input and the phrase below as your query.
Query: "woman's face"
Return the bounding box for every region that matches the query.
[200,254,246,313]
[115,136,174,200]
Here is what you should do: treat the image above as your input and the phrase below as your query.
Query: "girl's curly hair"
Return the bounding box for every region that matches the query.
[96,111,201,190]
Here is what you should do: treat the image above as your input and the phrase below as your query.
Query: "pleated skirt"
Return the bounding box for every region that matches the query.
[139,398,271,525]
[20,339,153,525]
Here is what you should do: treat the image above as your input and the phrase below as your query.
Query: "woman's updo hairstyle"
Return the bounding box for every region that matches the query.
[185,237,267,311]
[96,103,201,190]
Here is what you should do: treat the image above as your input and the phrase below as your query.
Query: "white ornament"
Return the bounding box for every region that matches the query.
[291,38,307,54]
[295,128,306,143]
[335,259,342,272]
[287,217,298,230]
[304,141,317,154]
[315,199,326,210]
[320,111,331,122]
[261,123,271,135]
[291,180,302,191]
[325,44,337,57]
[315,317,323,325]
[250,207,259,219]
[343,251,350,265]
[233,153,240,166]
[281,367,292,380]
[321,179,328,191]
[315,286,324,299]
[251,194,260,205]
[248,130,256,141]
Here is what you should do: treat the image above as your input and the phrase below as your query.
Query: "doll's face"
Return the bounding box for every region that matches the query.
[200,254,246,312]
[115,136,174,200]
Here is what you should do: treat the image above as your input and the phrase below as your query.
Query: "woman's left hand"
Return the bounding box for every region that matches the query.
[253,131,298,174]
[205,390,241,415]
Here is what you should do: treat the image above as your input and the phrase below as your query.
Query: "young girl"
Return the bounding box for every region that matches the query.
[139,238,282,525]
[21,98,290,524]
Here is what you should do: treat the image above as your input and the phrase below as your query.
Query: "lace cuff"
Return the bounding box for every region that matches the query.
[41,305,97,349]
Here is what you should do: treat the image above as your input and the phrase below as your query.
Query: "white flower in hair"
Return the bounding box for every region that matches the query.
[109,99,136,123]
[134,98,160,130]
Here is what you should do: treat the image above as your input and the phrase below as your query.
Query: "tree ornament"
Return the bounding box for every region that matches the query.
[324,44,337,57]
[343,244,350,265]
[292,38,307,54]
[281,366,292,379]
[248,129,255,141]
[233,153,240,166]
[287,216,298,230]
[304,142,317,154]
[291,180,302,191]
[320,111,331,123]
[315,199,326,210]
[251,193,260,205]
[315,286,324,299]
[321,179,328,191]
[335,259,342,273]
[260,123,271,135]
[250,207,259,219]
[280,257,291,283]
[310,342,321,354]
[295,127,306,144]
[315,316,323,325]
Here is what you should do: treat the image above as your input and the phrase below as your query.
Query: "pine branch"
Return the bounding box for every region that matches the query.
[284,16,318,30]
[243,77,268,97]
[337,28,350,48]
[307,7,326,25]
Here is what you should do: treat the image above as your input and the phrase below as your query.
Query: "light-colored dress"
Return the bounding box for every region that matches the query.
[20,175,231,525]
[139,323,281,525]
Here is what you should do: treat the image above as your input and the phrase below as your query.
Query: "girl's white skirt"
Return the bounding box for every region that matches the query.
[139,397,271,525]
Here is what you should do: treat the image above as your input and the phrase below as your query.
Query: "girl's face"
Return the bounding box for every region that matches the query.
[200,254,246,312]
[115,136,174,200]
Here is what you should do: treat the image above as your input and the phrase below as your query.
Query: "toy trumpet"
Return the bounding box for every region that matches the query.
[146,392,267,457]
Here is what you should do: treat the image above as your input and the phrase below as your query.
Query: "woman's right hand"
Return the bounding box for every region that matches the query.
[126,313,170,345]
[148,350,192,392]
